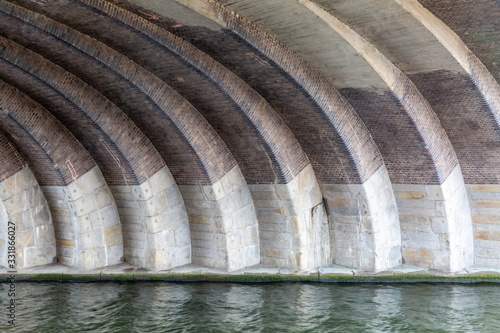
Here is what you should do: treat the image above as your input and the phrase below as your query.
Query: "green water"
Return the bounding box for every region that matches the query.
[1,282,499,332]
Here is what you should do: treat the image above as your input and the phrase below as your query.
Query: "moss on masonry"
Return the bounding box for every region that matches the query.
[1,273,500,283]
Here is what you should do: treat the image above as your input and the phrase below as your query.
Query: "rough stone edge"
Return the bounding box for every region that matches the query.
[3,272,500,283]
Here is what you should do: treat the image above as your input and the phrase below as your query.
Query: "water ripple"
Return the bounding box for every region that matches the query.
[0,282,499,332]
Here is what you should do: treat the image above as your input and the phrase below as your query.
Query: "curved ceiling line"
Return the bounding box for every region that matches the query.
[0,35,192,270]
[0,36,163,186]
[166,0,405,272]
[171,0,385,184]
[77,0,312,185]
[0,80,123,269]
[298,0,474,272]
[299,0,459,184]
[0,1,263,271]
[0,78,94,186]
[394,0,500,132]
[0,131,56,269]
[0,0,237,186]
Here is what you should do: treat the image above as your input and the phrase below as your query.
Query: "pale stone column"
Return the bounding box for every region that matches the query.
[249,165,330,271]
[180,166,260,271]
[110,166,191,270]
[0,167,56,269]
[394,166,474,271]
[41,166,123,269]
[322,166,402,272]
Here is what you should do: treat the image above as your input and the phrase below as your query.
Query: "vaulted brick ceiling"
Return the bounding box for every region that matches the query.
[1,0,500,273]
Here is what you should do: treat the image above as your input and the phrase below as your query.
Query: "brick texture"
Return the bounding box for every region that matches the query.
[341,89,437,184]
[418,0,500,84]
[84,0,384,185]
[0,130,24,181]
[0,31,166,186]
[17,0,311,185]
[0,80,96,186]
[410,70,500,184]
[1,0,237,185]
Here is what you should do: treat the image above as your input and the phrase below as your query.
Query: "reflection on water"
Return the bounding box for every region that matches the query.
[1,282,499,332]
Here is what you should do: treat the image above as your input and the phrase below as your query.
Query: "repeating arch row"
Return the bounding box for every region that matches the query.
[2,0,500,272]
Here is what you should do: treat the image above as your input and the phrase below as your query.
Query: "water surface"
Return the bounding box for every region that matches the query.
[1,282,499,332]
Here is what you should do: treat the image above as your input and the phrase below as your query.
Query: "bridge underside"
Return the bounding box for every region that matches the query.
[2,0,500,273]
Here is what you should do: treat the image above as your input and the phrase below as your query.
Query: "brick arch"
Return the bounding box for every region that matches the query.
[0,1,260,270]
[0,131,56,268]
[44,0,333,271]
[142,0,401,271]
[393,0,500,268]
[0,79,123,269]
[396,0,500,129]
[0,35,191,271]
[298,0,474,271]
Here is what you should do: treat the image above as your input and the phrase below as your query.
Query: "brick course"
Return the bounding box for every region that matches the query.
[0,0,237,185]
[20,0,311,185]
[0,30,166,186]
[0,80,96,186]
[410,70,500,184]
[0,131,24,181]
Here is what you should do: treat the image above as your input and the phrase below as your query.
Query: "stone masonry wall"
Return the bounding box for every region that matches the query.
[322,166,401,271]
[249,165,330,271]
[467,184,500,267]
[395,165,474,271]
[110,166,191,270]
[41,167,123,269]
[0,167,56,268]
[179,166,260,271]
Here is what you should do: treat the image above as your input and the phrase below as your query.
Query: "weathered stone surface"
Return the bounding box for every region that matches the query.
[41,167,123,269]
[323,165,401,272]
[0,167,56,269]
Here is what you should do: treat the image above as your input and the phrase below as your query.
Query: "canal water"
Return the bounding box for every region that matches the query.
[1,282,499,332]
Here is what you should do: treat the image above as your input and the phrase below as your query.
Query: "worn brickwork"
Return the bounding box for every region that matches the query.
[1,0,236,186]
[410,70,500,184]
[0,30,165,186]
[109,0,458,186]
[39,0,310,185]
[165,0,384,184]
[341,89,436,184]
[418,0,500,84]
[0,80,95,186]
[0,131,23,181]
[86,0,377,185]
[392,72,458,184]
[158,26,367,184]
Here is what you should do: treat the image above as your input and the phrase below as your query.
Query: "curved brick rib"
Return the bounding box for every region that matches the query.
[394,0,500,269]
[298,0,474,271]
[395,0,500,137]
[0,79,123,269]
[172,0,384,184]
[165,0,401,271]
[0,132,56,268]
[0,1,259,270]
[76,0,310,185]
[0,0,232,185]
[45,0,333,271]
[0,35,190,270]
